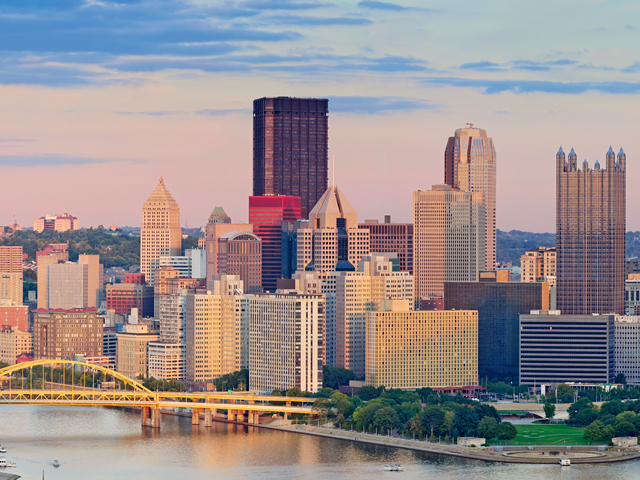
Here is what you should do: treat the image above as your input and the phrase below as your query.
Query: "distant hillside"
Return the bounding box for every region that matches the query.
[497,230,640,266]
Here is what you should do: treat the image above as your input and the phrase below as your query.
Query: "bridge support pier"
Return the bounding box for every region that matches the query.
[204,409,212,427]
[248,411,259,425]
[142,406,161,428]
[192,408,200,425]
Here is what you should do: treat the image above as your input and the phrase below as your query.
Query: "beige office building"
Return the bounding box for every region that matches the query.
[366,300,478,389]
[185,276,248,383]
[413,185,485,300]
[78,254,104,308]
[521,247,556,285]
[116,323,158,379]
[444,126,497,271]
[248,292,324,393]
[140,177,181,280]
[148,342,184,381]
[0,246,23,305]
[297,185,370,276]
[0,327,33,365]
[204,206,253,289]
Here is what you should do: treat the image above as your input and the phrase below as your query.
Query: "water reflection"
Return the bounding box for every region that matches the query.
[0,405,638,480]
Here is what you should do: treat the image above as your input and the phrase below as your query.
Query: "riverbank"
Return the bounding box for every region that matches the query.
[269,425,640,464]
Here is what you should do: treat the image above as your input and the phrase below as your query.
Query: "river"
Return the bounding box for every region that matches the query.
[0,405,638,479]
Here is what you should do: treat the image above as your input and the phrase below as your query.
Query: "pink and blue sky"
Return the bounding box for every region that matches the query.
[0,0,638,231]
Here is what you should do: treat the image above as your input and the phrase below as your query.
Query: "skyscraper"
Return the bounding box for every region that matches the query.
[249,195,301,291]
[444,126,496,271]
[253,97,329,218]
[0,246,23,306]
[556,146,626,315]
[140,177,181,280]
[413,185,485,301]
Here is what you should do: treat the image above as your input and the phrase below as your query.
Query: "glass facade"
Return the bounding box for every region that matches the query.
[253,97,329,219]
[444,280,548,380]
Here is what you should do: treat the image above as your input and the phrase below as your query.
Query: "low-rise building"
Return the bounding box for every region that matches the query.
[33,308,103,360]
[519,311,615,385]
[0,300,29,331]
[0,326,33,365]
[116,323,158,379]
[365,300,478,389]
[520,246,556,285]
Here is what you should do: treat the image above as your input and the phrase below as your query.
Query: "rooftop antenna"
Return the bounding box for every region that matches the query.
[332,154,335,188]
[185,215,189,230]
[466,123,474,128]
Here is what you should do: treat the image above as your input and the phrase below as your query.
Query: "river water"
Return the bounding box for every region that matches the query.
[0,405,638,480]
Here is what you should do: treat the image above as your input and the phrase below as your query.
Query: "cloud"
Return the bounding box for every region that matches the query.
[623,62,640,73]
[0,154,144,166]
[0,138,34,142]
[238,1,333,10]
[357,1,433,12]
[117,110,188,116]
[195,109,252,116]
[459,59,580,72]
[264,15,373,26]
[423,77,640,95]
[328,95,436,114]
[459,61,502,71]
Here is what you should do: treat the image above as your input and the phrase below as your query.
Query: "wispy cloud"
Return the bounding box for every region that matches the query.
[328,95,436,114]
[0,138,34,142]
[195,109,252,116]
[238,1,333,10]
[117,110,188,116]
[357,1,434,12]
[0,154,144,167]
[423,77,640,95]
[460,61,502,71]
[264,15,373,26]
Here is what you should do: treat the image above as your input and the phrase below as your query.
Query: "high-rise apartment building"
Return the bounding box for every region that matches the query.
[366,300,478,389]
[205,206,252,289]
[148,291,188,380]
[185,276,248,383]
[140,177,181,280]
[358,216,413,273]
[253,97,329,218]
[33,213,79,232]
[520,247,556,285]
[556,147,626,315]
[116,323,158,379]
[0,327,33,365]
[248,292,324,393]
[33,308,104,360]
[78,254,104,308]
[0,246,23,305]
[297,185,370,276]
[249,195,301,291]
[444,126,496,271]
[413,185,485,300]
[217,232,263,293]
[519,310,615,385]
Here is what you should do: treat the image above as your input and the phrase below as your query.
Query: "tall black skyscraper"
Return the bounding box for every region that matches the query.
[253,97,329,219]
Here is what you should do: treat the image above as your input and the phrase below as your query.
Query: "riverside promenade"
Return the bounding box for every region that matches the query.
[273,425,640,464]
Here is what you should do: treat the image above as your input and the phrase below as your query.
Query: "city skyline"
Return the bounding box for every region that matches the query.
[0,1,639,232]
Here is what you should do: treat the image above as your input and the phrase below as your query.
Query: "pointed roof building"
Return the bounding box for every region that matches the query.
[308,185,358,230]
[140,178,181,281]
[208,206,231,224]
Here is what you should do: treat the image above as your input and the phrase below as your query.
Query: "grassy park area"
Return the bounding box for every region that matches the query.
[492,424,592,446]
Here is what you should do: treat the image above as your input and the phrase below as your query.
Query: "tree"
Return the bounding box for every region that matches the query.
[322,366,356,390]
[420,406,446,439]
[453,405,479,437]
[286,387,303,397]
[475,404,501,423]
[331,392,355,418]
[477,416,499,440]
[614,421,636,437]
[373,406,398,434]
[567,397,593,421]
[313,398,331,421]
[600,400,626,417]
[543,403,556,420]
[615,373,627,385]
[442,410,455,438]
[497,422,517,440]
[357,385,383,401]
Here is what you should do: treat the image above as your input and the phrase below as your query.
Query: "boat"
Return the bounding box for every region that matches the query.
[559,458,571,466]
[0,457,16,468]
[383,464,404,472]
[53,460,60,468]
[0,445,6,453]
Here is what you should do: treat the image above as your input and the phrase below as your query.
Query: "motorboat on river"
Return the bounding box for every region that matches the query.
[383,464,404,472]
[0,457,16,467]
[559,458,571,466]
[0,445,6,453]
[53,460,60,467]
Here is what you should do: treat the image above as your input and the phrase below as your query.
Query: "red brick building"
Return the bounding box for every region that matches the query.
[0,303,29,331]
[218,232,262,293]
[106,283,154,317]
[33,308,103,360]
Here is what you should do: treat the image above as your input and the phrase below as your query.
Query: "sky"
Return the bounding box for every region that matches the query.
[0,0,639,232]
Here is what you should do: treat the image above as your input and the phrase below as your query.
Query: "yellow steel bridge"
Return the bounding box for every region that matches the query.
[0,359,317,428]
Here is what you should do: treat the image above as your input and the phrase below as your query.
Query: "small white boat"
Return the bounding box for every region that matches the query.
[53,460,60,468]
[383,464,404,472]
[559,458,571,466]
[0,457,16,468]
[0,445,6,454]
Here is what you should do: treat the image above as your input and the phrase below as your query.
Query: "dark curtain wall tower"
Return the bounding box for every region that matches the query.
[556,146,626,315]
[253,97,329,219]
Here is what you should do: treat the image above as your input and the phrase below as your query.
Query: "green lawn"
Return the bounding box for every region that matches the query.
[492,424,592,446]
